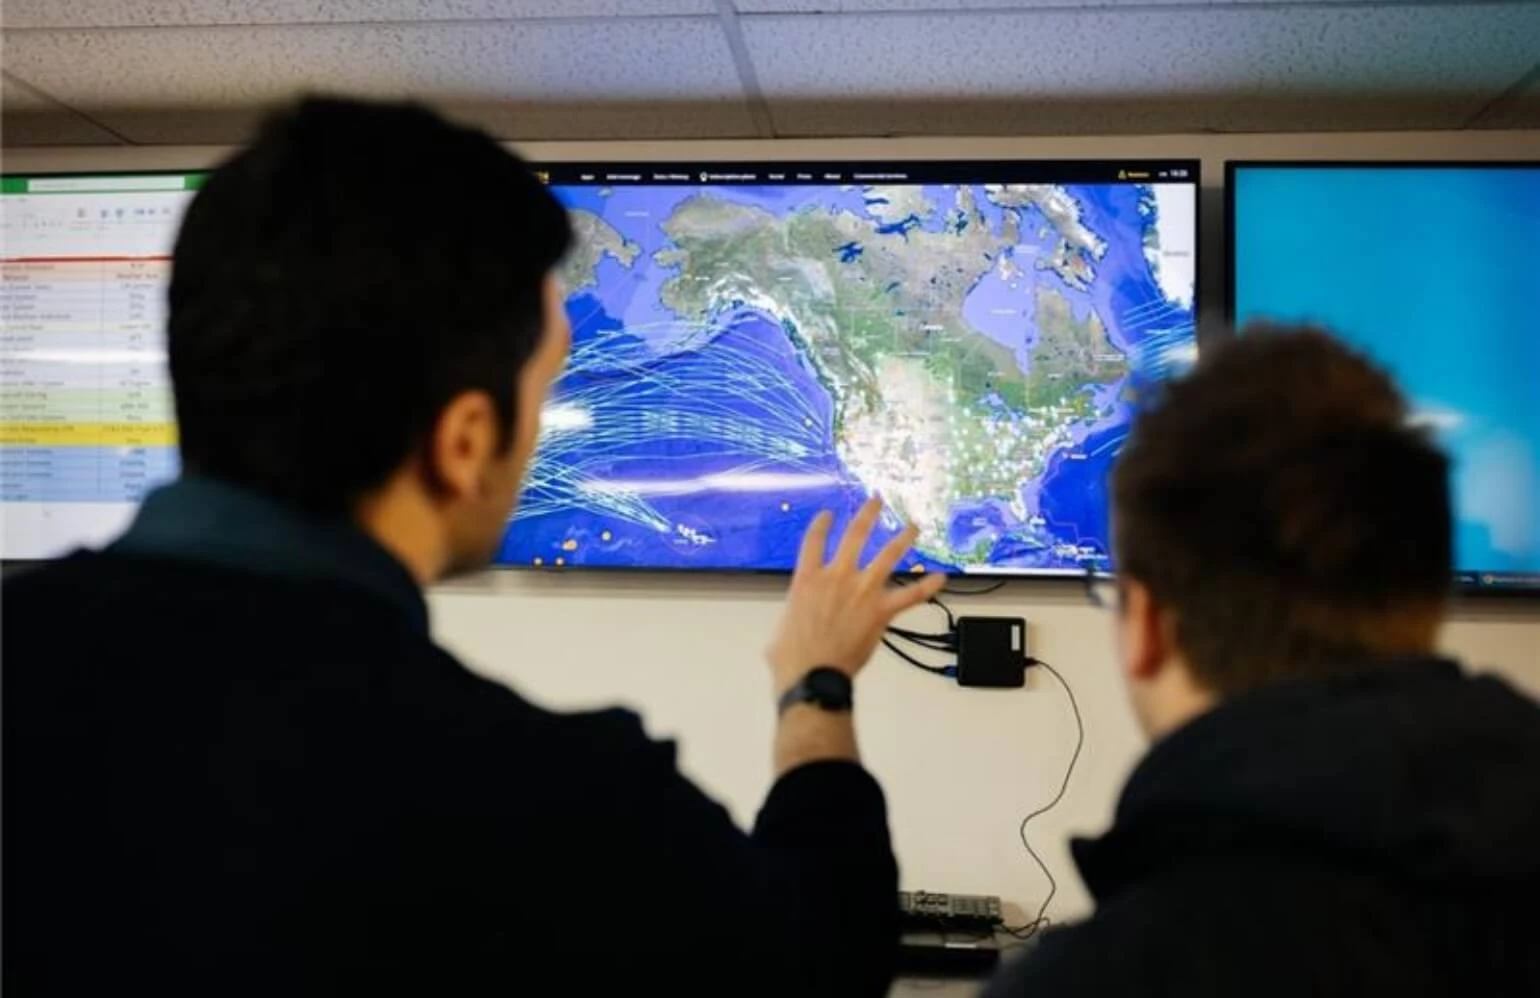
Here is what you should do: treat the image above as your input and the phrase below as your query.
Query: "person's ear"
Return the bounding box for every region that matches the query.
[427,389,499,501]
[1120,578,1172,682]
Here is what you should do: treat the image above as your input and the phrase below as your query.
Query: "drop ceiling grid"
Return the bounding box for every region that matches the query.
[2,0,1537,143]
[739,3,1540,133]
[6,19,752,103]
[741,5,1540,99]
[0,1,720,29]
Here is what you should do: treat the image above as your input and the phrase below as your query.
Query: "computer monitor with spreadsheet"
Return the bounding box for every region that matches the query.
[1,172,197,559]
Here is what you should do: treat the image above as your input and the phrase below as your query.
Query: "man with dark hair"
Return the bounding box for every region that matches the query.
[3,97,944,996]
[989,326,1540,997]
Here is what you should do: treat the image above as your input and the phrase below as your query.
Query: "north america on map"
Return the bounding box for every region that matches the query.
[500,179,1196,574]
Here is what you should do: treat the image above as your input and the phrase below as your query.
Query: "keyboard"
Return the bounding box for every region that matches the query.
[898,890,1004,932]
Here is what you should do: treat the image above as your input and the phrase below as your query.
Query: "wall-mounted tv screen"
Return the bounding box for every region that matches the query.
[1228,162,1540,593]
[518,160,1200,574]
[1,161,1200,574]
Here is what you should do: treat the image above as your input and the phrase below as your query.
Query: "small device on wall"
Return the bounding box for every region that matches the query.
[956,616,1029,688]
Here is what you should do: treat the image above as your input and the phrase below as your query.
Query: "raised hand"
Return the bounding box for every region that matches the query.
[767,497,947,695]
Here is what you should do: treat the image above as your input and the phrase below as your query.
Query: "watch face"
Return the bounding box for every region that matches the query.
[806,667,852,705]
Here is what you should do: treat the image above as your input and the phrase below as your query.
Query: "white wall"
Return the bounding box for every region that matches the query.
[7,129,1539,928]
[429,573,1149,924]
[428,574,1540,927]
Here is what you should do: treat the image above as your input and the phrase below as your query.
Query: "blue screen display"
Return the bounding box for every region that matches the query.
[497,162,1200,575]
[1231,164,1540,590]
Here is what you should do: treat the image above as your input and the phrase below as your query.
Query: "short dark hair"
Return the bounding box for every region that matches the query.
[168,96,572,513]
[1112,325,1452,694]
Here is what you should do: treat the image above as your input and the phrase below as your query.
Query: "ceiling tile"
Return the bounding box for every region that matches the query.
[745,4,1540,134]
[72,100,760,145]
[1,76,54,111]
[1,77,125,144]
[734,1,968,10]
[1468,64,1540,129]
[1,20,749,109]
[1470,94,1540,129]
[447,100,761,140]
[1,0,714,28]
[759,94,1507,137]
[731,0,1440,9]
[1138,0,1529,4]
[1,109,127,145]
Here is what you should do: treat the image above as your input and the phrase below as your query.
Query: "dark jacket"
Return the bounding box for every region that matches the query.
[2,481,899,997]
[988,659,1540,998]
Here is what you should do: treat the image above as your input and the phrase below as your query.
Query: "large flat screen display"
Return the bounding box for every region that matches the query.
[1228,162,1540,592]
[1,161,1199,574]
[519,161,1199,574]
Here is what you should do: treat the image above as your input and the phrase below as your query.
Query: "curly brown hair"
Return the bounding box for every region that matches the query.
[1112,324,1452,694]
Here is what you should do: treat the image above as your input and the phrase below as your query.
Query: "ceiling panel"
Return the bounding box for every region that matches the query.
[733,0,1482,10]
[1,76,54,111]
[1470,71,1540,130]
[1,109,128,146]
[1,19,750,116]
[1,0,715,29]
[746,4,1540,134]
[734,1,971,10]
[27,100,760,145]
[757,95,1511,137]
[1,78,126,145]
[447,100,762,140]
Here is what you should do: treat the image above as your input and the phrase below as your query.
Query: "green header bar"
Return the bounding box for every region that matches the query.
[0,173,206,194]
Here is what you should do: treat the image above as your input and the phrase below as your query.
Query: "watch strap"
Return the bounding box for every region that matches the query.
[777,666,854,716]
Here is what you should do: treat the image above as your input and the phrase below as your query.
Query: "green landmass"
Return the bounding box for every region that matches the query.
[1029,287,1128,414]
[560,209,640,294]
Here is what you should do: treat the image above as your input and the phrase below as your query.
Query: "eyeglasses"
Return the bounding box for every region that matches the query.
[1083,568,1120,610]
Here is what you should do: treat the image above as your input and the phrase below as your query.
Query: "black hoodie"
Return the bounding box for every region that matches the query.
[987,658,1540,998]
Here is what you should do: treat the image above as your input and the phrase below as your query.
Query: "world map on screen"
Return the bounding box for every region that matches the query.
[499,173,1197,574]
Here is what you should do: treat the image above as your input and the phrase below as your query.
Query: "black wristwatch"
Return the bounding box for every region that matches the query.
[777,667,854,716]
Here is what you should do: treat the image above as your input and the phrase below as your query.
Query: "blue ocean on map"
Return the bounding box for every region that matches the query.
[1234,167,1540,580]
[500,180,1197,574]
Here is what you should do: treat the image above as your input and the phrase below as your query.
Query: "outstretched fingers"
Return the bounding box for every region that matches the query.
[832,497,883,573]
[882,571,947,618]
[864,522,921,583]
[794,510,835,580]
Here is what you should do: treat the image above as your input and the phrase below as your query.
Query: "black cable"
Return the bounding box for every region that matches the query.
[1002,658,1084,941]
[881,637,954,677]
[893,574,1010,598]
[1001,916,1053,943]
[941,579,1009,596]
[895,640,955,654]
[886,625,957,650]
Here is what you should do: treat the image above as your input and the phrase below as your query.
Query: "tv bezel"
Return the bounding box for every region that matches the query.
[1223,159,1540,597]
